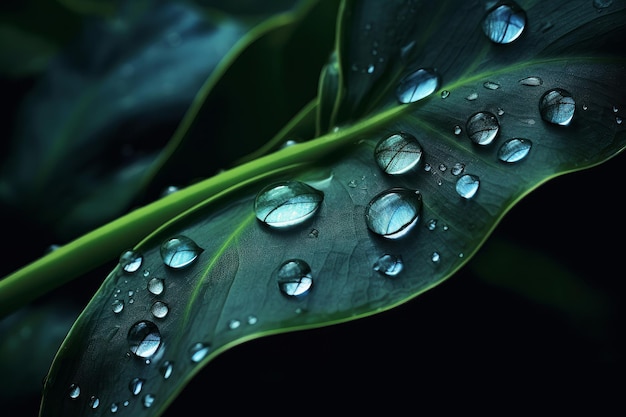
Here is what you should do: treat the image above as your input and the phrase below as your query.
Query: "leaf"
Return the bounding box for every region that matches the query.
[27,0,626,415]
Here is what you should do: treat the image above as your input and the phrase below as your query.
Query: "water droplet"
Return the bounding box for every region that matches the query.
[128,290,134,297]
[431,252,441,263]
[424,163,432,172]
[119,250,142,273]
[454,125,462,135]
[498,138,532,163]
[396,68,441,103]
[347,179,357,188]
[151,301,169,319]
[373,254,404,277]
[127,320,162,358]
[497,107,505,116]
[143,270,150,277]
[456,174,480,199]
[616,116,623,125]
[483,81,500,90]
[247,315,258,325]
[160,361,173,379]
[438,163,447,172]
[308,229,319,238]
[147,278,165,295]
[160,235,203,269]
[482,1,527,44]
[539,88,575,126]
[160,185,180,198]
[451,162,465,176]
[367,64,375,74]
[123,400,129,407]
[427,219,438,230]
[519,76,543,86]
[68,383,80,399]
[190,342,211,363]
[613,105,619,113]
[582,103,588,111]
[228,319,241,330]
[254,181,324,228]
[441,90,450,99]
[129,377,145,396]
[365,188,422,239]
[465,92,479,101]
[374,132,423,175]
[112,299,124,314]
[276,259,313,297]
[593,0,613,10]
[89,396,100,409]
[143,394,155,408]
[111,403,119,413]
[466,111,500,145]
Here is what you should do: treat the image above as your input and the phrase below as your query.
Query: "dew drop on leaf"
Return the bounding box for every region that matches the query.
[466,111,500,145]
[160,361,173,380]
[111,403,118,413]
[150,301,169,319]
[539,88,576,126]
[431,252,441,263]
[276,259,313,298]
[483,81,500,90]
[451,162,465,176]
[482,0,527,44]
[498,138,532,163]
[254,181,324,228]
[147,277,165,295]
[68,383,80,399]
[593,0,613,10]
[396,68,440,103]
[456,174,480,199]
[374,132,423,175]
[127,320,162,359]
[454,125,462,135]
[427,219,438,230]
[441,90,450,99]
[160,235,203,269]
[190,342,211,363]
[89,396,100,409]
[129,377,145,396]
[112,299,124,314]
[365,188,422,239]
[143,394,155,408]
[373,254,404,277]
[119,250,142,273]
[519,76,543,86]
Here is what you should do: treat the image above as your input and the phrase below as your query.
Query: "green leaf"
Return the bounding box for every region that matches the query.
[11,0,626,415]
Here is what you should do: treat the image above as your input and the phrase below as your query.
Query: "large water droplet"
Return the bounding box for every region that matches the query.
[466,111,500,145]
[498,138,532,163]
[365,188,422,239]
[374,132,423,175]
[68,383,80,399]
[456,174,480,199]
[151,301,169,319]
[276,259,313,298]
[147,278,165,295]
[119,250,142,273]
[127,320,162,358]
[190,342,211,363]
[539,88,575,126]
[160,236,203,269]
[373,254,404,277]
[254,181,324,228]
[482,1,527,44]
[112,299,124,314]
[396,68,440,103]
[129,377,145,396]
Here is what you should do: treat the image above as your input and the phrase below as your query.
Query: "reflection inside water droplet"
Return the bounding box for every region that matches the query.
[396,68,440,103]
[539,88,575,126]
[276,259,313,297]
[498,138,532,163]
[482,1,527,44]
[374,132,423,175]
[127,320,161,359]
[365,188,422,239]
[373,254,404,277]
[466,111,500,145]
[254,181,324,228]
[456,174,480,199]
[119,250,142,273]
[160,236,203,269]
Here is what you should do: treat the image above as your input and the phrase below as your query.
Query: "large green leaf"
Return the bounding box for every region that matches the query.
[19,0,626,415]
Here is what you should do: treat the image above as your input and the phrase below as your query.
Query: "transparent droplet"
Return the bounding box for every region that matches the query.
[454,125,462,135]
[160,235,203,269]
[228,319,241,330]
[119,250,142,273]
[438,163,447,172]
[374,132,423,175]
[482,1,527,44]
[497,107,505,116]
[431,252,441,263]
[112,299,124,314]
[373,254,404,277]
[151,301,169,319]
[129,377,145,396]
[160,361,173,380]
[68,383,80,399]
[127,320,162,358]
[190,342,211,363]
[465,92,479,101]
[483,81,500,90]
[539,88,575,126]
[365,188,422,239]
[247,315,258,325]
[276,259,313,298]
[143,394,155,408]
[466,111,500,145]
[308,229,319,238]
[396,68,441,103]
[519,76,543,86]
[89,396,100,409]
[593,0,613,10]
[160,185,180,198]
[616,116,623,125]
[451,162,465,176]
[427,219,438,231]
[254,181,324,228]
[456,174,480,199]
[613,105,619,113]
[111,403,119,413]
[424,163,432,172]
[347,180,357,188]
[498,138,532,163]
[441,90,450,99]
[147,278,165,296]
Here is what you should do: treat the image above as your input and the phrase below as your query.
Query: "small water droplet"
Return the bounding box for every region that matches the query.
[143,270,150,277]
[129,377,145,396]
[482,1,527,44]
[431,252,441,263]
[160,235,203,269]
[347,179,357,188]
[147,278,165,295]
[160,361,173,379]
[456,174,480,199]
[160,185,180,197]
[498,138,532,163]
[454,125,462,135]
[119,250,142,273]
[582,104,588,111]
[365,188,422,239]
[89,396,100,409]
[373,254,404,277]
[143,394,155,408]
[112,299,124,314]
[247,315,258,325]
[374,132,423,175]
[228,319,241,330]
[483,81,500,90]
[308,228,319,238]
[519,76,543,86]
[593,0,613,10]
[466,111,500,145]
[111,403,119,413]
[424,163,432,172]
[451,162,465,176]
[254,181,324,228]
[616,116,623,125]
[190,342,211,363]
[367,64,375,74]
[276,259,313,298]
[128,290,134,297]
[438,163,447,172]
[396,68,441,103]
[151,301,169,319]
[465,92,479,101]
[123,400,129,407]
[441,90,450,99]
[127,320,162,359]
[427,219,438,230]
[68,383,80,399]
[497,107,505,116]
[539,88,575,126]
[612,105,619,113]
